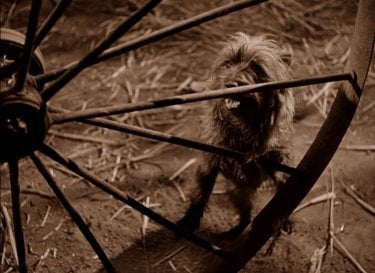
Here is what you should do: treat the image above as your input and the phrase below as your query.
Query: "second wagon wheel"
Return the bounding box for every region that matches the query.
[0,0,374,272]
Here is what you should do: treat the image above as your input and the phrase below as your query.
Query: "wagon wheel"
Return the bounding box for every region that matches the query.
[0,0,373,273]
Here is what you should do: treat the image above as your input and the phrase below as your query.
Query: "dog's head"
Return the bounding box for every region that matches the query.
[208,33,294,130]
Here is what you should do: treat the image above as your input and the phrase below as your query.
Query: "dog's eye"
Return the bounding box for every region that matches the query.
[249,61,268,82]
[248,61,263,74]
[222,60,232,68]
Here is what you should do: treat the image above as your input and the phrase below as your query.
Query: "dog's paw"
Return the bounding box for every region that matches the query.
[280,219,294,234]
[221,226,244,240]
[220,222,249,240]
[176,214,201,235]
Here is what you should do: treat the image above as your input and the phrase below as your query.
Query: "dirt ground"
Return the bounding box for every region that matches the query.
[1,1,374,273]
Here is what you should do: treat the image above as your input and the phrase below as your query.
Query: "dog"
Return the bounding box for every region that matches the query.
[178,33,295,238]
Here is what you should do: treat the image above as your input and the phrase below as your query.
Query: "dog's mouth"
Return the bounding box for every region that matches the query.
[224,94,262,110]
[224,81,260,110]
[225,98,241,109]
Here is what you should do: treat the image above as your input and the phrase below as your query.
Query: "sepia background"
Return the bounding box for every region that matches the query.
[0,1,374,272]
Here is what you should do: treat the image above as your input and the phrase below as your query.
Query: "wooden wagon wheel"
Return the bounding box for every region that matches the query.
[0,0,373,272]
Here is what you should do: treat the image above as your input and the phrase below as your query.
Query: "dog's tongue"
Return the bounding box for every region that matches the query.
[225,98,241,109]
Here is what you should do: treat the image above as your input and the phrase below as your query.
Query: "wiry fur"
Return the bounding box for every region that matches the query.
[178,33,295,238]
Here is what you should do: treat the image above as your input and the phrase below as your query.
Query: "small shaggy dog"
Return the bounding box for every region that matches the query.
[178,33,295,238]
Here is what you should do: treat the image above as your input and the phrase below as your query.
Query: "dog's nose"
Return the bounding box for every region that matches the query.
[225,81,248,88]
[225,82,238,88]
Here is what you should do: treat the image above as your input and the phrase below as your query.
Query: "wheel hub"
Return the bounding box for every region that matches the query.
[0,78,48,162]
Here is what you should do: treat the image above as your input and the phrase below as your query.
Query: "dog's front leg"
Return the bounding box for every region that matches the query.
[177,154,220,233]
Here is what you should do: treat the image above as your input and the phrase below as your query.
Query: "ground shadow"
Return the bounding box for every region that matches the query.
[94,227,226,273]
[93,223,307,273]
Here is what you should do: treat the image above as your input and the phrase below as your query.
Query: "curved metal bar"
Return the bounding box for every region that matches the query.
[205,0,374,272]
[14,0,42,92]
[8,161,27,273]
[35,0,268,85]
[41,0,162,102]
[30,153,117,273]
[38,143,227,257]
[50,72,351,124]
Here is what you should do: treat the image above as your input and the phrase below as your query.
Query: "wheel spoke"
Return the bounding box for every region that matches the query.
[8,161,27,273]
[86,118,243,158]
[14,0,42,92]
[34,0,72,48]
[79,117,298,175]
[34,66,66,86]
[29,153,116,273]
[41,0,162,102]
[95,0,267,64]
[38,143,226,257]
[35,0,268,86]
[50,72,352,123]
